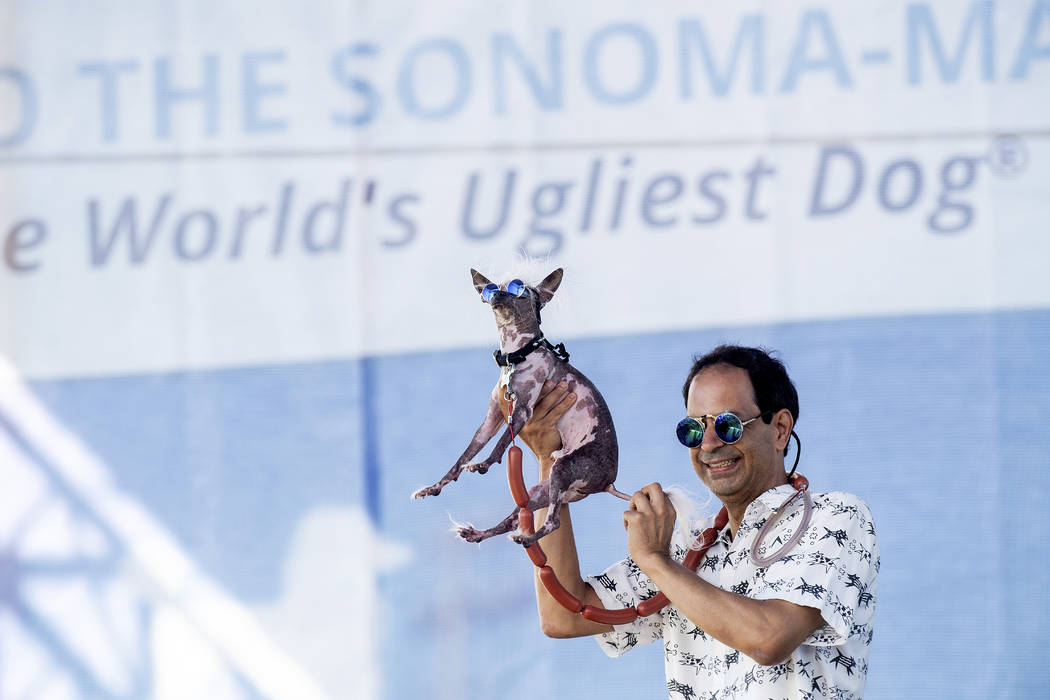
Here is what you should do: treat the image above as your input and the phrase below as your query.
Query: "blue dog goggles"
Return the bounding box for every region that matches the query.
[481,279,527,302]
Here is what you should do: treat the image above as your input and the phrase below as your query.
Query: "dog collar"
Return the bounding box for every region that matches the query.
[493,335,570,367]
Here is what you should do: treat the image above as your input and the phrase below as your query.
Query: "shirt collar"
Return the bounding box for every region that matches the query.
[752,483,801,516]
[718,484,800,544]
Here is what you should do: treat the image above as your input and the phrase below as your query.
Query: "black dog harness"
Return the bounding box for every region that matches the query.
[493,335,571,367]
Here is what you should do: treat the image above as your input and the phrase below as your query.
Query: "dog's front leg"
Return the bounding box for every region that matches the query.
[462,399,531,475]
[412,393,504,499]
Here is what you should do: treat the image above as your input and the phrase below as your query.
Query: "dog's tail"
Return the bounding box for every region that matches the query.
[604,484,632,501]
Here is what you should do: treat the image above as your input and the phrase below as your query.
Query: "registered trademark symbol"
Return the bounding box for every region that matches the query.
[986,134,1028,178]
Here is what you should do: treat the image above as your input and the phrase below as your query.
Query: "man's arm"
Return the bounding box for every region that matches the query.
[624,484,824,665]
[510,381,614,638]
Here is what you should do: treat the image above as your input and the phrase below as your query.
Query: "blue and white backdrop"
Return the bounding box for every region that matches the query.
[2,1,1049,697]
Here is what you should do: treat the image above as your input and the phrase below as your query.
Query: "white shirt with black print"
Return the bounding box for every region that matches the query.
[585,485,879,700]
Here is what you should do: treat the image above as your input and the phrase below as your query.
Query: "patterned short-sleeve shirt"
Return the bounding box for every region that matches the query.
[585,485,879,700]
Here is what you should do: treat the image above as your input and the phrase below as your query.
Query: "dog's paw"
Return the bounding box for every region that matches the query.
[464,461,490,474]
[510,531,537,547]
[412,485,441,499]
[457,525,484,543]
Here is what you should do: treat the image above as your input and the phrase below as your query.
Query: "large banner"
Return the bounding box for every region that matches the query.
[2,1,1049,697]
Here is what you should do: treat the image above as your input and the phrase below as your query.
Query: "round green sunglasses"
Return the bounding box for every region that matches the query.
[675,410,773,448]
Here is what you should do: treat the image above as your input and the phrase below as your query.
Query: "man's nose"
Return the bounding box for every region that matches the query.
[699,418,725,450]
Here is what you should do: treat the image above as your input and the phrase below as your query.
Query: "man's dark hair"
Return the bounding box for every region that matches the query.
[682,346,799,453]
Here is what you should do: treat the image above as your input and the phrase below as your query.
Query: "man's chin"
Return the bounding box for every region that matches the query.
[698,474,744,501]
[710,470,766,504]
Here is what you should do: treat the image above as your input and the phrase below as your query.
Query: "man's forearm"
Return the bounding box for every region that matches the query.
[531,461,613,638]
[637,553,823,665]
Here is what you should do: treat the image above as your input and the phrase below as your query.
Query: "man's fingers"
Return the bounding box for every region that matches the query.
[638,483,670,514]
[629,490,654,516]
[532,380,574,421]
[545,388,577,423]
[533,380,564,408]
[535,379,557,402]
[640,482,665,499]
[501,379,578,425]
[633,484,665,504]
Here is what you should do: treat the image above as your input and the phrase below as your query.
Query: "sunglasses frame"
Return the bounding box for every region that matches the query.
[481,279,528,303]
[676,410,772,448]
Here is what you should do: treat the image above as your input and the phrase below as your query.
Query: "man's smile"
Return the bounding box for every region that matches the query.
[704,456,741,473]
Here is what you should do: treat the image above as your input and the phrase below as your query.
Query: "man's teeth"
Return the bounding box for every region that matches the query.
[710,458,737,468]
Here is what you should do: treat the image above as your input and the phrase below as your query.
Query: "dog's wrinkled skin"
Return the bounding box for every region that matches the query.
[411,268,621,546]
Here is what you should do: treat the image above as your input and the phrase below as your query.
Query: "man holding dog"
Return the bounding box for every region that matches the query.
[516,345,878,699]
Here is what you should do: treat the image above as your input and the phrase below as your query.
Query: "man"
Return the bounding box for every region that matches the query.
[514,345,878,699]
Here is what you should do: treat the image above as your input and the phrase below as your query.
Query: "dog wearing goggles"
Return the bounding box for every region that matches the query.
[411,267,624,546]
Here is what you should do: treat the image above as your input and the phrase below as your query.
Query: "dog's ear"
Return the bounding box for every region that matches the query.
[470,269,493,296]
[535,268,563,305]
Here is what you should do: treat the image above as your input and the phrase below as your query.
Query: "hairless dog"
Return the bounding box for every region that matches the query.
[411,268,628,546]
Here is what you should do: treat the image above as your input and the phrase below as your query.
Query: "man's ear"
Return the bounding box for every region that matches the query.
[470,269,493,296]
[772,408,794,453]
[535,268,564,305]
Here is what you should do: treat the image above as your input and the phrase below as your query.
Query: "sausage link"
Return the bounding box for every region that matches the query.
[518,507,535,536]
[506,446,529,508]
[538,566,583,613]
[637,592,669,617]
[524,542,547,567]
[581,604,639,625]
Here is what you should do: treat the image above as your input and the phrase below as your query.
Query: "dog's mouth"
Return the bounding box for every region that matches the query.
[491,304,525,323]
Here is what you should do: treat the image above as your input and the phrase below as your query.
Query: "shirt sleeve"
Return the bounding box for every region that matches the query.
[748,492,879,647]
[585,555,666,657]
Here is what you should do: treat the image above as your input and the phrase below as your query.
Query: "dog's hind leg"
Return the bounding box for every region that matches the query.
[510,467,582,546]
[456,509,518,543]
[456,479,552,543]
[511,438,618,546]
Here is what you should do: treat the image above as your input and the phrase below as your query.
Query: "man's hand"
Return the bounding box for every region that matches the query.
[623,483,677,571]
[499,380,576,478]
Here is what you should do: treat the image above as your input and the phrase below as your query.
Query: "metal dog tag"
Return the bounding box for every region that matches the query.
[499,365,514,389]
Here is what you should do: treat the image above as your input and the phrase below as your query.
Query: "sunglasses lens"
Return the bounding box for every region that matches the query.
[506,279,526,297]
[714,413,744,443]
[481,283,499,302]
[676,418,704,448]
